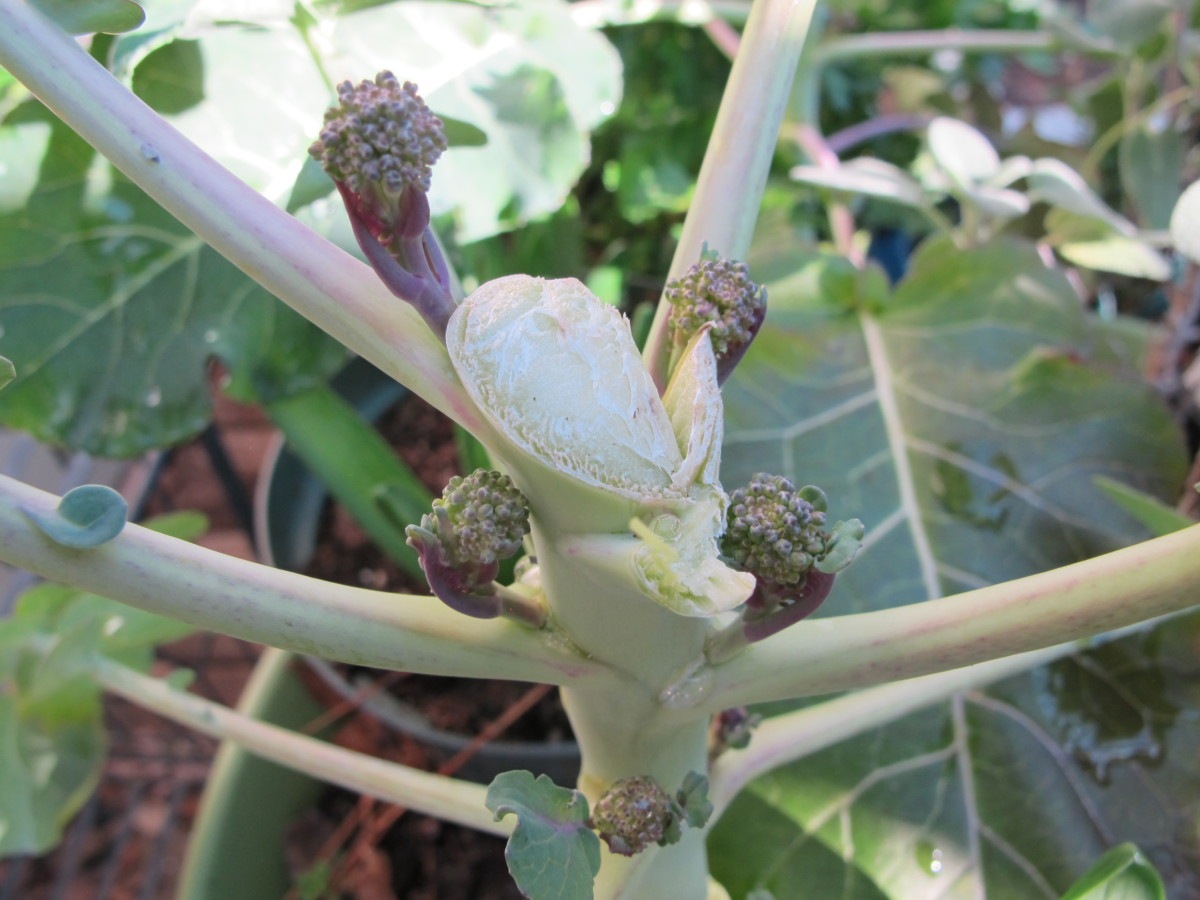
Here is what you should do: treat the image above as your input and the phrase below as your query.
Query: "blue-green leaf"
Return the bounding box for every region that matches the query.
[22,484,128,548]
[486,770,601,900]
[713,234,1194,897]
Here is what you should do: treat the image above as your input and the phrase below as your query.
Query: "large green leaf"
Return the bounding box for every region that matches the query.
[722,237,1182,611]
[711,237,1193,896]
[0,0,620,455]
[0,116,345,456]
[710,620,1199,898]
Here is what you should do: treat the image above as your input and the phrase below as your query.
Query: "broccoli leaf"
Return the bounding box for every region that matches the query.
[486,770,601,900]
[712,236,1196,897]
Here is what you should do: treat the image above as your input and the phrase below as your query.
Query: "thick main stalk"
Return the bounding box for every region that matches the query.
[562,679,712,898]
[535,522,715,896]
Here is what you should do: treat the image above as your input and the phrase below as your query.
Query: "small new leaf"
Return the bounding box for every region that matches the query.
[674,771,713,830]
[486,771,600,900]
[660,770,714,847]
[814,519,865,574]
[22,484,128,549]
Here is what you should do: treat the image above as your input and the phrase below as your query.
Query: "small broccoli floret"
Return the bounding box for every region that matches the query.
[716,473,863,643]
[437,470,530,570]
[590,776,674,857]
[722,473,829,588]
[664,250,766,382]
[309,72,446,234]
[406,470,533,621]
[309,72,455,335]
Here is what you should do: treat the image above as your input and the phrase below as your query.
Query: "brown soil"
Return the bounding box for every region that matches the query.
[282,391,570,899]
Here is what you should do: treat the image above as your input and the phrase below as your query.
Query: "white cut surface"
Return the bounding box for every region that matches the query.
[448,275,682,495]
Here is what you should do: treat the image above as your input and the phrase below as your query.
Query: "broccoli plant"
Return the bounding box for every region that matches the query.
[1,0,1199,898]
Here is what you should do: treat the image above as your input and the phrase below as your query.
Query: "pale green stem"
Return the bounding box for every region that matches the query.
[0,474,602,684]
[814,29,1062,64]
[693,524,1200,710]
[707,608,1191,817]
[644,0,820,385]
[0,0,492,440]
[89,655,508,836]
[791,123,862,265]
[709,644,1068,817]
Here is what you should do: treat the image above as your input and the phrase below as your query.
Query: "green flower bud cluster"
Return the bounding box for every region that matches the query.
[309,71,447,202]
[405,469,531,617]
[664,252,766,360]
[589,772,713,857]
[308,72,455,336]
[590,775,673,857]
[436,469,530,569]
[723,473,830,587]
